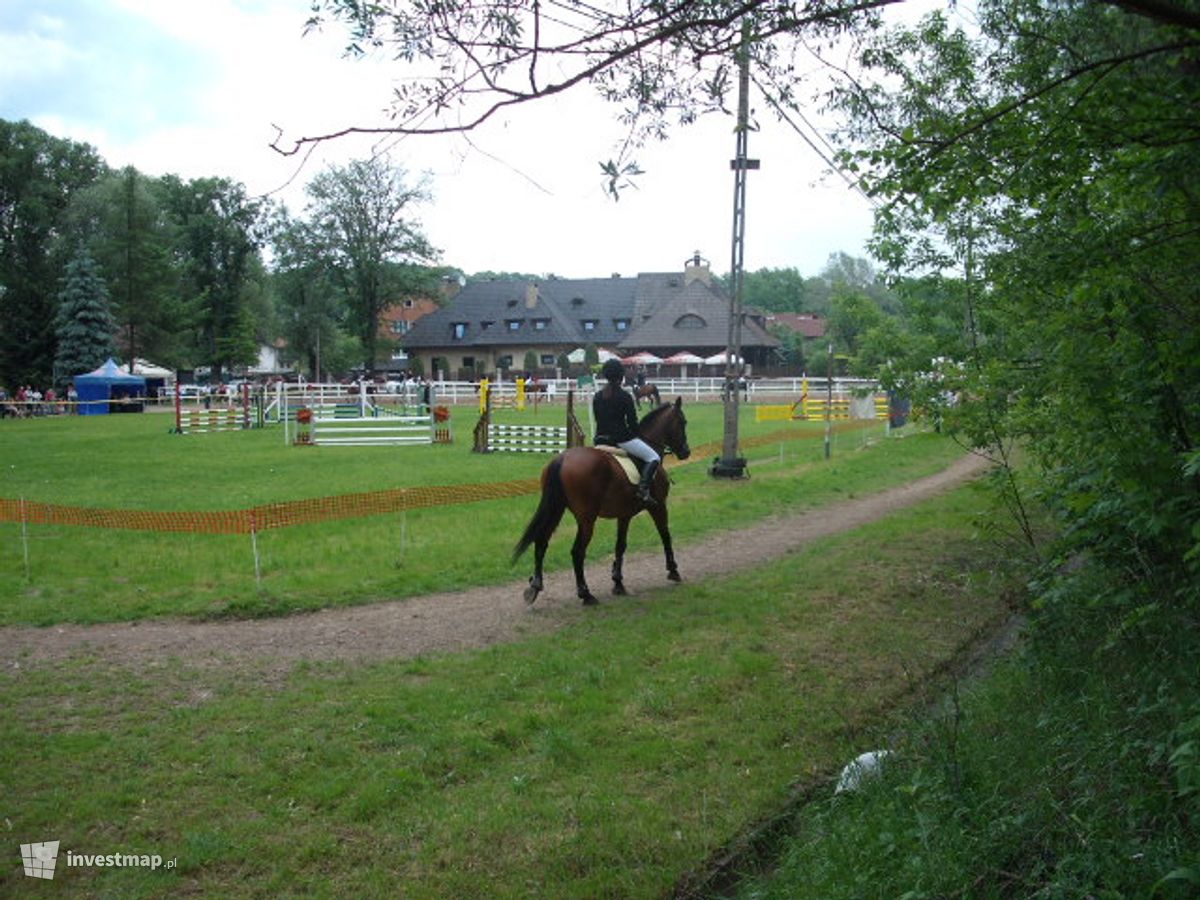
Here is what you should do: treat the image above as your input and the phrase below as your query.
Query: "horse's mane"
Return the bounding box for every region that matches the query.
[638,403,670,430]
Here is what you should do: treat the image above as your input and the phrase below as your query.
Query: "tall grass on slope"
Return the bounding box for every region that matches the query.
[734,569,1200,899]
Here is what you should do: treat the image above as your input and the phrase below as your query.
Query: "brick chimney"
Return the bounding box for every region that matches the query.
[525,283,539,308]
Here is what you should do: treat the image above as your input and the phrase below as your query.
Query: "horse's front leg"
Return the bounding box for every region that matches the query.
[648,505,681,583]
[571,515,599,605]
[611,517,631,595]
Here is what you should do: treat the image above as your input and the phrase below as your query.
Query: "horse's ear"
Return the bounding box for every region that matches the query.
[674,396,682,410]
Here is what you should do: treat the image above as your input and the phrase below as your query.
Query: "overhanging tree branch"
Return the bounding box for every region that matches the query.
[1102,0,1200,31]
[273,0,901,156]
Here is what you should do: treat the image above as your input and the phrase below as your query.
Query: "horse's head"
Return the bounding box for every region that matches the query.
[639,398,690,460]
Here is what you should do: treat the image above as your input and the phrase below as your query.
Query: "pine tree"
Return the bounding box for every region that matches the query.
[54,246,116,383]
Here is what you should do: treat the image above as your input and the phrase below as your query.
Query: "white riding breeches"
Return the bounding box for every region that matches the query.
[617,437,660,465]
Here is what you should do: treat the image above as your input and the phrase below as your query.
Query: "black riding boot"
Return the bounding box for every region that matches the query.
[637,459,660,505]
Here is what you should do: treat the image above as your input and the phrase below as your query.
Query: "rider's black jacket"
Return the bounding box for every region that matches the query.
[592,385,638,445]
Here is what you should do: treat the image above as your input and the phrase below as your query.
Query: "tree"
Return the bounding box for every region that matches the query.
[827,289,884,358]
[269,209,347,381]
[54,245,116,382]
[818,252,896,313]
[834,1,1200,598]
[304,157,439,373]
[284,1,899,171]
[69,166,179,370]
[738,267,810,313]
[0,119,105,387]
[159,175,266,382]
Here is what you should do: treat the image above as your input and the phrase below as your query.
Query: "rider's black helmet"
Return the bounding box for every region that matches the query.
[601,358,624,383]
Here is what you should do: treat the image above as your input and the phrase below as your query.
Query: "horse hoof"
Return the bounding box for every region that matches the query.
[667,570,682,583]
[580,592,599,606]
[524,584,540,604]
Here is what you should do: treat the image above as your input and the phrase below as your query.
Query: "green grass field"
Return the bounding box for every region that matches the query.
[0,404,957,625]
[1,480,1015,897]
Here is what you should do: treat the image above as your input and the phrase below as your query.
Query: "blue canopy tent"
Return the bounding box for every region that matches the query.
[73,358,147,415]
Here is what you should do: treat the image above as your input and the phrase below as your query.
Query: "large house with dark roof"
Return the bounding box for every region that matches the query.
[402,255,780,379]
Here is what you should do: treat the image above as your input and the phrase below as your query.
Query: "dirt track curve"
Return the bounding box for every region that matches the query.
[2,453,991,673]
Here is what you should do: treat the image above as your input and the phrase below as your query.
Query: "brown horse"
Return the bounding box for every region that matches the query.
[632,382,661,408]
[513,399,691,605]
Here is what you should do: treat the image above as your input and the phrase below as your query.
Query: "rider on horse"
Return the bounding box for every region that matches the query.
[592,358,660,504]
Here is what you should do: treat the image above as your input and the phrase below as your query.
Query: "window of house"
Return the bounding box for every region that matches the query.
[403,299,415,308]
[480,320,494,331]
[507,319,522,331]
[614,318,630,331]
[462,356,475,370]
[452,322,467,339]
[540,354,555,366]
[499,355,513,368]
[675,314,707,329]
[582,319,597,332]
[390,320,409,334]
[533,318,549,330]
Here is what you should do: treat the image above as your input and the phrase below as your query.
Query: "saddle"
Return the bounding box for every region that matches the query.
[593,445,642,484]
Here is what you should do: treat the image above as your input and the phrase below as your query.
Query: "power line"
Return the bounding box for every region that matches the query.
[751,73,879,208]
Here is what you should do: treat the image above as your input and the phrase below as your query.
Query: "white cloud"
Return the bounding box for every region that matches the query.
[3,0,876,278]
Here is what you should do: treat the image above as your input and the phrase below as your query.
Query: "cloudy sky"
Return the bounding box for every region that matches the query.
[0,0,890,279]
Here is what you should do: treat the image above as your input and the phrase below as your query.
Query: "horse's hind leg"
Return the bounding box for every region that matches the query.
[571,516,599,605]
[611,517,630,595]
[648,505,681,583]
[524,538,547,604]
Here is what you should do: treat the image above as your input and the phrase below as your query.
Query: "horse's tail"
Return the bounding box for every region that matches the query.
[512,456,568,564]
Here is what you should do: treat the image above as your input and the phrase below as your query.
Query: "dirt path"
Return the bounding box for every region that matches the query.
[1,453,991,673]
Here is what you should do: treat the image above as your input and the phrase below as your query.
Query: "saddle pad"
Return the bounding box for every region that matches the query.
[594,445,640,484]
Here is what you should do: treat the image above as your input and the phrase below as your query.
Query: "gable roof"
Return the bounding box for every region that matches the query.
[402,276,638,350]
[622,277,780,351]
[401,268,779,353]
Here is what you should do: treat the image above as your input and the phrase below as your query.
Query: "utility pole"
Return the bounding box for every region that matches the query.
[711,19,757,479]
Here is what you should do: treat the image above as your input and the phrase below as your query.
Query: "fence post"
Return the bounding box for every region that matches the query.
[249,511,261,586]
[20,496,31,582]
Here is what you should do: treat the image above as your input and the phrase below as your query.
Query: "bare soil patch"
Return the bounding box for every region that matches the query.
[1,453,992,673]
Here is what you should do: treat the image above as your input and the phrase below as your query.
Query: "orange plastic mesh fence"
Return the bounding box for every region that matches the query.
[0,422,879,534]
[0,478,540,535]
